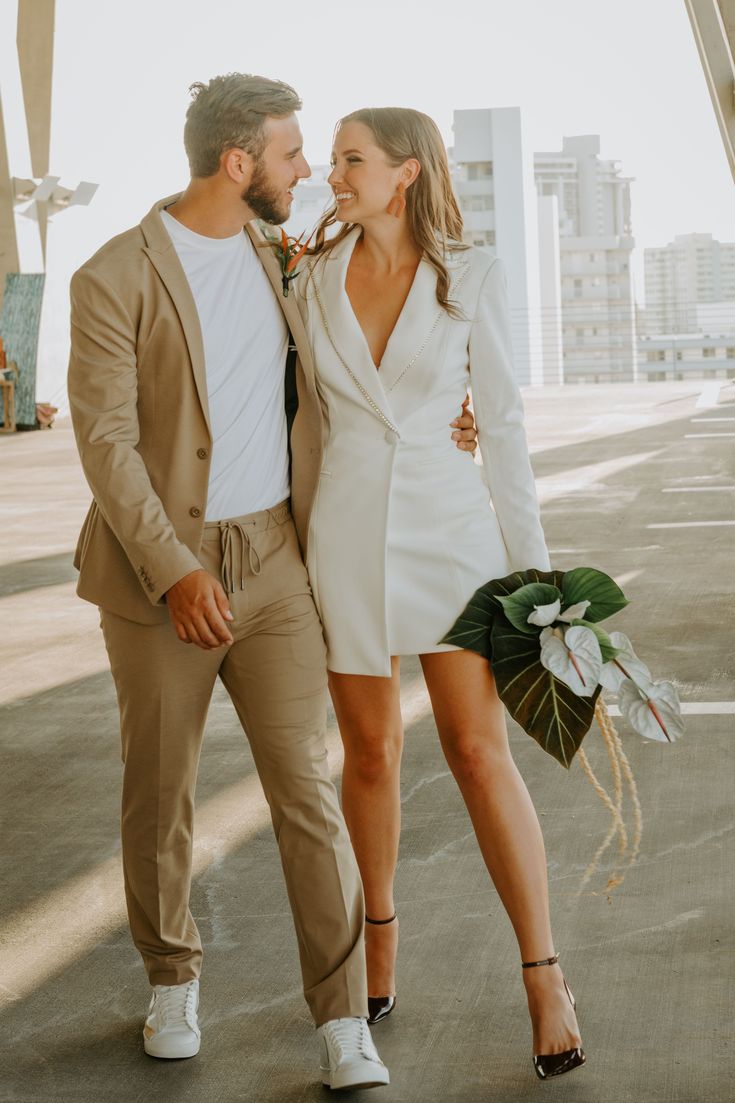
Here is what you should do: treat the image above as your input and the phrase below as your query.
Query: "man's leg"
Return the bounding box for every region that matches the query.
[100,610,221,985]
[218,511,368,1026]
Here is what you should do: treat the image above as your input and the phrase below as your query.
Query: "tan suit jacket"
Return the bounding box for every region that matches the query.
[67,195,323,625]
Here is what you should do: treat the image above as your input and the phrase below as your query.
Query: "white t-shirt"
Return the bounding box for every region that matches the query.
[161,210,290,521]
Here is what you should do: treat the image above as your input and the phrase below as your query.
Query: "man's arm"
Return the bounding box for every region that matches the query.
[68,265,203,601]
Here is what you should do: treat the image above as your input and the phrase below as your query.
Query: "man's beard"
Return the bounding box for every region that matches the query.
[242,159,290,225]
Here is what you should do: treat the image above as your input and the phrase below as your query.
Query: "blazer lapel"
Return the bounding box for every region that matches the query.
[141,195,211,436]
[245,221,318,394]
[379,253,471,393]
[311,228,394,424]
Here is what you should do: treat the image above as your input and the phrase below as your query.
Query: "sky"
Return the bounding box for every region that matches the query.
[3,0,735,406]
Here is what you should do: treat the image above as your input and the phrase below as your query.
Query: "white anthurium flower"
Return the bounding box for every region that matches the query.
[558,600,591,623]
[539,624,603,697]
[618,678,684,743]
[527,599,561,627]
[599,631,653,693]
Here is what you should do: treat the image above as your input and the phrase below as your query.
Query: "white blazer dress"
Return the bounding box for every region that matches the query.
[297,228,550,677]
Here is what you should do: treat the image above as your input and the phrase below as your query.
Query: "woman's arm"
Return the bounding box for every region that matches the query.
[468,257,550,571]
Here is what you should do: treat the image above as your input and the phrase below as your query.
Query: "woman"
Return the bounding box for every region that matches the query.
[297,107,584,1080]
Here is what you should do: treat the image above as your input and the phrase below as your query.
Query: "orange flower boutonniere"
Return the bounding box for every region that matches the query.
[267,227,314,297]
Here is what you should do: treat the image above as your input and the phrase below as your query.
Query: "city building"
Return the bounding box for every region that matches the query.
[643,232,735,334]
[638,332,735,381]
[285,165,332,239]
[534,135,637,383]
[451,107,545,386]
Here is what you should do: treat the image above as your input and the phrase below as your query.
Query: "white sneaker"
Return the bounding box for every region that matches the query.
[143,979,201,1059]
[318,1017,390,1090]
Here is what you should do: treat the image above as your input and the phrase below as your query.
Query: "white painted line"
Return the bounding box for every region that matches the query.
[690,417,735,422]
[695,382,724,408]
[647,521,735,528]
[605,702,735,717]
[684,432,735,438]
[535,451,661,505]
[661,486,735,492]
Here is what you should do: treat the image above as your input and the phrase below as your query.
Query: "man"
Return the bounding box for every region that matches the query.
[68,73,477,1090]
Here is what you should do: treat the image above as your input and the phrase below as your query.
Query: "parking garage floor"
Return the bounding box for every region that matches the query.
[0,381,732,1102]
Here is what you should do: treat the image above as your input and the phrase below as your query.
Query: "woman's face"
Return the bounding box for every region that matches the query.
[328,121,402,224]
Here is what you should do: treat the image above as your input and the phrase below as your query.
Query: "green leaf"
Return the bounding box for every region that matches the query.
[561,567,629,623]
[440,569,567,659]
[568,619,621,663]
[497,583,561,634]
[490,614,599,768]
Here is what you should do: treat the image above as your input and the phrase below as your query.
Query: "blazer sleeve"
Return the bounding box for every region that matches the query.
[67,266,203,604]
[468,258,551,572]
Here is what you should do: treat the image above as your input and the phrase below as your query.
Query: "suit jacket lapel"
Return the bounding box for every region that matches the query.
[311,228,394,423]
[141,195,211,436]
[379,253,471,393]
[245,221,318,394]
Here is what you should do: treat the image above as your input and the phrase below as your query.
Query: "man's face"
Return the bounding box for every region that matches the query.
[242,114,311,224]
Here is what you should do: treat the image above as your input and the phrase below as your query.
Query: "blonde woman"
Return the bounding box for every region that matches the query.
[297,107,585,1080]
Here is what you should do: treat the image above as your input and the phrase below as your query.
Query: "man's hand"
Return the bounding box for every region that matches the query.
[166,569,234,650]
[450,393,478,453]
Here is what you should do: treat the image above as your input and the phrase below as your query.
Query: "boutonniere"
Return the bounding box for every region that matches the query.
[266,227,313,297]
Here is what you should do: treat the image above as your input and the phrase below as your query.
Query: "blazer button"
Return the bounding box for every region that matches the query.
[384,429,399,444]
[197,447,208,459]
[189,506,201,518]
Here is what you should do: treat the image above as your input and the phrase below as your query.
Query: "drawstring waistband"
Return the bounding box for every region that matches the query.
[219,520,262,593]
[202,500,290,594]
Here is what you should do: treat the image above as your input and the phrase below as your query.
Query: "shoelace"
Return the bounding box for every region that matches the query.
[323,1018,381,1065]
[154,981,198,1030]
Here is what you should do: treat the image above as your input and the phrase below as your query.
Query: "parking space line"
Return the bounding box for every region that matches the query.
[647,520,735,528]
[605,702,735,716]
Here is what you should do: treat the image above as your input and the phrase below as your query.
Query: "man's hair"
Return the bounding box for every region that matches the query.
[184,73,302,177]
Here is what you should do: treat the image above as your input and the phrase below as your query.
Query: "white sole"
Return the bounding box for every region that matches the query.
[321,1062,390,1090]
[144,1036,201,1059]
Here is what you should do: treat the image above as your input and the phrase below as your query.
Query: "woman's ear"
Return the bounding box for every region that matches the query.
[402,158,422,189]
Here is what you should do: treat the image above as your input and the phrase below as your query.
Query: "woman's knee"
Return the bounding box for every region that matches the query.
[441,728,512,783]
[343,726,403,784]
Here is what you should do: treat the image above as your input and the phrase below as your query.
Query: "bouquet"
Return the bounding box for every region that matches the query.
[441,567,684,890]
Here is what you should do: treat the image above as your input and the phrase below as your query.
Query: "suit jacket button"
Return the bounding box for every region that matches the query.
[197,448,208,459]
[384,429,399,444]
[189,506,201,518]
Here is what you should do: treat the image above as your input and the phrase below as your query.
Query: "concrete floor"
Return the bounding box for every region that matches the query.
[0,382,732,1102]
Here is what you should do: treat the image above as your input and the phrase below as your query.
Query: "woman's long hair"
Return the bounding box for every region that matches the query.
[308,107,468,316]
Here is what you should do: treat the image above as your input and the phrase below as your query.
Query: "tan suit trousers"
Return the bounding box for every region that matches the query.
[100,500,367,1025]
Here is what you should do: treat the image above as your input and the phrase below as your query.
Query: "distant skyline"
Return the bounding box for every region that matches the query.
[1,0,734,405]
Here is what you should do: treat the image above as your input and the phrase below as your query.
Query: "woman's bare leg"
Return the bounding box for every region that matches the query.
[419,649,582,1056]
[329,658,402,998]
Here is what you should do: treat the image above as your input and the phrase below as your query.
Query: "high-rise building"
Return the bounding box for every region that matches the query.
[534,135,637,383]
[285,165,332,239]
[643,233,735,334]
[452,107,544,386]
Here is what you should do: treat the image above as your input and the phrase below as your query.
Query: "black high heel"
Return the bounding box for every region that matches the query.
[365,913,397,1025]
[521,953,586,1080]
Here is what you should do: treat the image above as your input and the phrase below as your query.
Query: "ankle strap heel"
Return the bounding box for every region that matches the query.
[522,953,586,1080]
[521,953,559,969]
